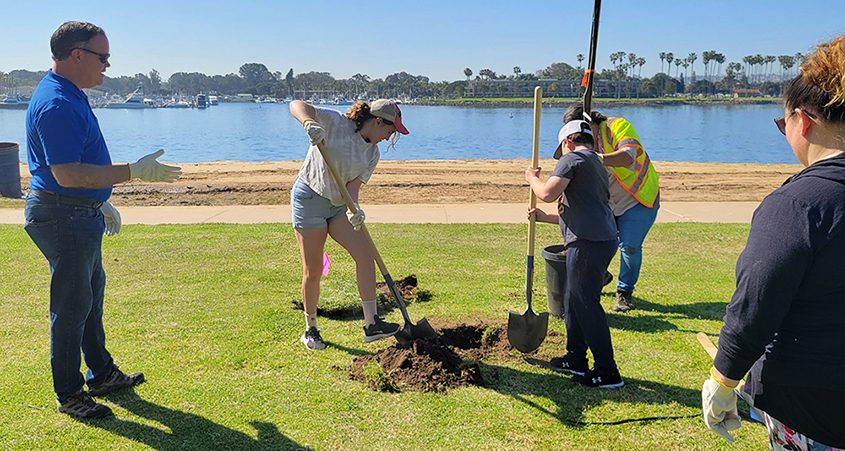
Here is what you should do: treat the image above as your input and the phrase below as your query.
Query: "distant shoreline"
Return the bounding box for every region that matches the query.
[416,97,783,107]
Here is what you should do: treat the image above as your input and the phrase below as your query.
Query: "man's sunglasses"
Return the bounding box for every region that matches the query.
[76,47,110,64]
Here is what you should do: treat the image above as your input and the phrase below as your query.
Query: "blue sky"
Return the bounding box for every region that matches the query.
[2,0,842,81]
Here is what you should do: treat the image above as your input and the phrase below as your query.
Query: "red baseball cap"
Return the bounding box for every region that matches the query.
[370,99,409,135]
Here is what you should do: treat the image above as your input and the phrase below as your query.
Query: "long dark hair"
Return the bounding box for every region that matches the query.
[563,103,608,124]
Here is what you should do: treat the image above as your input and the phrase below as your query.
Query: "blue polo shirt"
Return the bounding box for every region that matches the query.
[26,70,112,201]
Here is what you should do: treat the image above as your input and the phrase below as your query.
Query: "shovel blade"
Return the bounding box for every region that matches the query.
[507,309,549,353]
[394,316,438,344]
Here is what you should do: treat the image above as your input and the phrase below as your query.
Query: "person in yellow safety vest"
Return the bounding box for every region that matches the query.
[561,104,660,313]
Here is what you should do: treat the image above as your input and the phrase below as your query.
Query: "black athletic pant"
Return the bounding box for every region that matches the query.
[563,239,619,371]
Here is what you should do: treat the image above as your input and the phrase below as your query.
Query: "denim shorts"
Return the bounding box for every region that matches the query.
[290,178,345,229]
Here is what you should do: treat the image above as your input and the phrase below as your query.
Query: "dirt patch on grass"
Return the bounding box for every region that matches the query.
[349,322,513,393]
[290,275,430,320]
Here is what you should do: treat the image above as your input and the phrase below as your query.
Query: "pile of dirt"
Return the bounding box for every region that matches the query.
[291,274,429,320]
[349,322,512,393]
[376,274,431,304]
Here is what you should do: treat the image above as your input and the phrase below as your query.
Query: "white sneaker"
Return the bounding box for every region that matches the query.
[300,327,327,350]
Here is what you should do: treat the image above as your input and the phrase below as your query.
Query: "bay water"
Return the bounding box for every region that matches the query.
[0,103,793,164]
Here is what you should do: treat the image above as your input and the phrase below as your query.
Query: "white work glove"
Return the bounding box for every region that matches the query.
[702,374,741,443]
[347,203,365,231]
[129,149,182,182]
[303,120,326,145]
[100,201,121,236]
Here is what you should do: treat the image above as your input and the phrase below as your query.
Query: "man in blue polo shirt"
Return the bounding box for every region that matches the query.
[24,21,181,420]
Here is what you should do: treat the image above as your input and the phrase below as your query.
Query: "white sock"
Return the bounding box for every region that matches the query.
[304,312,318,331]
[362,299,377,326]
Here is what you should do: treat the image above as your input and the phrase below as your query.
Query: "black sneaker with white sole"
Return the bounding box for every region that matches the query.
[87,365,145,397]
[300,327,327,350]
[549,353,588,376]
[363,316,401,343]
[573,367,625,389]
[57,391,113,419]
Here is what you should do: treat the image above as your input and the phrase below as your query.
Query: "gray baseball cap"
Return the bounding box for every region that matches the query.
[553,120,593,159]
[369,99,409,134]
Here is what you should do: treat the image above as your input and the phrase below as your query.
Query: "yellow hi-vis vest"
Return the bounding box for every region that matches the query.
[594,117,660,208]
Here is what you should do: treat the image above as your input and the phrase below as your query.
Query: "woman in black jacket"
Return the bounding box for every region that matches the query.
[702,35,845,449]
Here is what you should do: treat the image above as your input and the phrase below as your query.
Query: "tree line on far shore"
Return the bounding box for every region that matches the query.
[0,50,805,99]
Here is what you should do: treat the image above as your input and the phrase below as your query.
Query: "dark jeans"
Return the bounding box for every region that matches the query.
[24,192,114,399]
[564,239,619,371]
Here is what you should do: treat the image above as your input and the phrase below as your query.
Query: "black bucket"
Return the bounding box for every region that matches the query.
[541,244,567,318]
[0,143,22,198]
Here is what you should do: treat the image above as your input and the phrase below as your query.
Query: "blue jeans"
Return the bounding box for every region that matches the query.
[615,196,659,293]
[24,193,114,399]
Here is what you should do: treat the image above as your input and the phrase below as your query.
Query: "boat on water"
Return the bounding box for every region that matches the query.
[332,96,353,105]
[0,94,30,110]
[164,99,191,108]
[208,95,219,106]
[105,88,153,109]
[196,94,208,109]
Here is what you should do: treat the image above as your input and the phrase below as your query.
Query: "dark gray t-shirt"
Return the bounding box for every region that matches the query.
[551,149,617,244]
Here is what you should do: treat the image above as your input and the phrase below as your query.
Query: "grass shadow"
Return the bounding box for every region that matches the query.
[632,297,727,322]
[605,312,678,333]
[479,360,700,428]
[91,391,310,450]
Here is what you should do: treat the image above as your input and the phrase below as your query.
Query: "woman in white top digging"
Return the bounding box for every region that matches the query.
[289,99,410,350]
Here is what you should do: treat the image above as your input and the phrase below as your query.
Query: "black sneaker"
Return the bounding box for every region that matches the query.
[300,327,327,350]
[363,316,401,343]
[611,290,633,312]
[602,271,614,287]
[573,367,625,389]
[57,391,113,419]
[88,365,145,397]
[549,353,588,376]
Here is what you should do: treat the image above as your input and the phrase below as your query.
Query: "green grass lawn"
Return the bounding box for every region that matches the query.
[0,222,765,450]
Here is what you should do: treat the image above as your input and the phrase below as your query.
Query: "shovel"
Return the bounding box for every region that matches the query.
[315,141,437,342]
[508,86,549,353]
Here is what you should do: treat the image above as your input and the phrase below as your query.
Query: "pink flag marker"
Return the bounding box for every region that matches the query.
[322,252,331,276]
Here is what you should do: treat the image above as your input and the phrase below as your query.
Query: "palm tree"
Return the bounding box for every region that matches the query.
[513,66,521,79]
[742,55,753,80]
[463,68,472,81]
[687,52,697,80]
[636,57,646,78]
[675,59,682,79]
[766,55,777,80]
[778,55,795,81]
[715,53,726,78]
[659,52,666,73]
[628,53,637,77]
[576,54,584,70]
[665,52,674,77]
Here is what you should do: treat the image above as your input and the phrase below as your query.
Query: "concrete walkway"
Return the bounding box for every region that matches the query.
[0,201,759,224]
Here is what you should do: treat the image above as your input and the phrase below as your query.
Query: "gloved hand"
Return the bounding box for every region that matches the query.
[702,374,741,443]
[101,201,121,236]
[347,203,365,231]
[303,120,326,145]
[129,149,182,182]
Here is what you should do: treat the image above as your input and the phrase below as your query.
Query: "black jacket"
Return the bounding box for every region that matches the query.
[714,153,845,447]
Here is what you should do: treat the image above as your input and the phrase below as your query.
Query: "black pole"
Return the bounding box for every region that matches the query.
[582,0,602,122]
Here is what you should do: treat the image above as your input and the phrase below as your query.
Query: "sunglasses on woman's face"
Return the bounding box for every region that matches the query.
[775,109,816,136]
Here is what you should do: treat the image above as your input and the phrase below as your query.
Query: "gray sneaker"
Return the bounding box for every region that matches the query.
[87,365,145,397]
[57,391,113,419]
[300,327,327,350]
[611,290,633,312]
[363,316,401,343]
